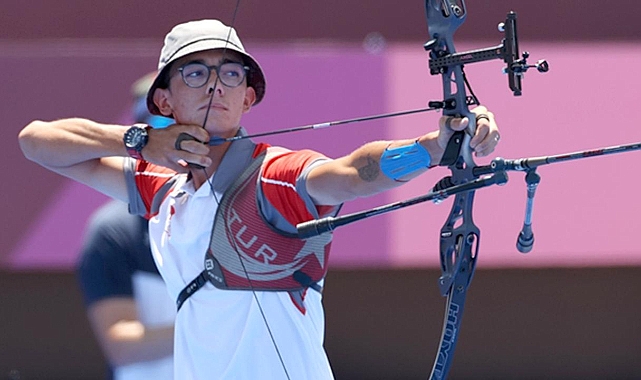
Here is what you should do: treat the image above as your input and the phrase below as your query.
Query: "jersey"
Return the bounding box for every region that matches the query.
[77,200,175,380]
[124,129,340,380]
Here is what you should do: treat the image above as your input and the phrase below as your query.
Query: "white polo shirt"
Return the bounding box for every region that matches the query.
[125,135,338,380]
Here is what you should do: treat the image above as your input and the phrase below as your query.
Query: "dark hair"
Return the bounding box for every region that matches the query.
[155,62,176,90]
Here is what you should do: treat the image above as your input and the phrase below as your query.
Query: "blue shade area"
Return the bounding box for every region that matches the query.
[147,115,174,129]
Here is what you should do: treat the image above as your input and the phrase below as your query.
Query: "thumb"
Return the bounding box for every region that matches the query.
[440,115,470,132]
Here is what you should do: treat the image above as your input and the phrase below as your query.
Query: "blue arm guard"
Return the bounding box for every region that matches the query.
[380,140,432,181]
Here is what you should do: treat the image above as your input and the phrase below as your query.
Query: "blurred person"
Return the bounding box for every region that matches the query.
[20,19,500,379]
[76,73,174,380]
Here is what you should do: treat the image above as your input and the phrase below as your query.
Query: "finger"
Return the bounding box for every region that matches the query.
[179,139,210,155]
[472,132,500,157]
[174,132,211,154]
[441,116,469,132]
[176,158,189,169]
[156,159,190,174]
[174,133,194,151]
[471,110,496,143]
[469,121,489,149]
[470,105,489,117]
[177,151,212,168]
[182,125,210,143]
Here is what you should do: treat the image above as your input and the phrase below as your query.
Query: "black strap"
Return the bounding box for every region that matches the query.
[177,270,324,312]
[293,270,323,294]
[176,270,209,311]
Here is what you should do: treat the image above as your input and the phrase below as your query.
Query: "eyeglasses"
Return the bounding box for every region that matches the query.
[177,62,250,89]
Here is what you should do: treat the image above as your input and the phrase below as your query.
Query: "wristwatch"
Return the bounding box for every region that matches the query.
[123,123,150,160]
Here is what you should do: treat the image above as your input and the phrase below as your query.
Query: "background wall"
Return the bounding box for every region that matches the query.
[2,1,641,379]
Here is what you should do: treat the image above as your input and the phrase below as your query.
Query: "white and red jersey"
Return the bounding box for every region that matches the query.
[124,130,339,380]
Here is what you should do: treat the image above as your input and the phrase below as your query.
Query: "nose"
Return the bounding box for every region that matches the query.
[206,77,224,96]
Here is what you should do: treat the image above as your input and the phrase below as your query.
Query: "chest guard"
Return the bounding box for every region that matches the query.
[204,149,332,293]
[177,148,333,310]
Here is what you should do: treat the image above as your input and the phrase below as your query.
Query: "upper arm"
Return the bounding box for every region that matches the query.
[261,149,343,219]
[305,156,361,206]
[49,156,129,202]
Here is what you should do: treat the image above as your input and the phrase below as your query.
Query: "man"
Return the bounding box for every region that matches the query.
[19,19,500,379]
[78,200,174,380]
[76,73,175,380]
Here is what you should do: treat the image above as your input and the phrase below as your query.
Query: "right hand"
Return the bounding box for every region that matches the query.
[143,124,212,172]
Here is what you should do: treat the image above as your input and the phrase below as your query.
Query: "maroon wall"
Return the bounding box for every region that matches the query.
[1,0,639,42]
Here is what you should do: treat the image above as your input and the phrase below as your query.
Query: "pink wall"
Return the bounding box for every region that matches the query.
[7,40,641,269]
[385,42,641,269]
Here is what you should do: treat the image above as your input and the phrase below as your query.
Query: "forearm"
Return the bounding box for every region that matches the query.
[88,299,175,366]
[18,118,128,169]
[105,321,174,366]
[349,131,442,192]
[309,132,444,205]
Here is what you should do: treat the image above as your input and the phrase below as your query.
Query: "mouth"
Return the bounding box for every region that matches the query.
[200,102,227,111]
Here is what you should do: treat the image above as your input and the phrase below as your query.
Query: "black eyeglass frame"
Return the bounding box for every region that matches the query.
[177,61,251,89]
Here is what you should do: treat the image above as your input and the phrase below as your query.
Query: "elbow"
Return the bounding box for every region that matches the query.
[102,320,145,366]
[18,120,47,163]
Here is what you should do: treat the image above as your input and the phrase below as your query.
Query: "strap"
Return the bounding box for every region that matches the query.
[293,270,323,294]
[176,270,209,311]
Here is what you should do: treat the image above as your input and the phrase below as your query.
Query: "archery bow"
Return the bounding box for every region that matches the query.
[298,2,547,378]
[425,2,546,378]
[220,2,641,378]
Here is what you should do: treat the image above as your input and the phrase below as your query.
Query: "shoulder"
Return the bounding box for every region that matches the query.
[124,158,186,217]
[262,148,331,177]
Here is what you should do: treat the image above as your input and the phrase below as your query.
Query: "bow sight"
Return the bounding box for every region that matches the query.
[425,3,548,97]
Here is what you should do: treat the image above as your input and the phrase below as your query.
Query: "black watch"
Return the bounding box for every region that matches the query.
[123,124,150,160]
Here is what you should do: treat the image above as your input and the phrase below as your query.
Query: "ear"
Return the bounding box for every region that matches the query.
[242,86,257,113]
[153,88,174,117]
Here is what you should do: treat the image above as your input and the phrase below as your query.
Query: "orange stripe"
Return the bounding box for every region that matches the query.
[134,160,176,217]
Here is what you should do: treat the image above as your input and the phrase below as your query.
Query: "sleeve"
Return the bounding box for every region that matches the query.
[123,157,178,218]
[76,203,138,307]
[260,149,340,229]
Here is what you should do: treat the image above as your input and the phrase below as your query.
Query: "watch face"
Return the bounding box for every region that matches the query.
[124,126,148,149]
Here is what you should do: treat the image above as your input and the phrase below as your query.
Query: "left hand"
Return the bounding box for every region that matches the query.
[437,105,500,157]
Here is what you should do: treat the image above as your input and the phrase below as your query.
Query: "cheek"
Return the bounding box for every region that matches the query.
[169,91,199,121]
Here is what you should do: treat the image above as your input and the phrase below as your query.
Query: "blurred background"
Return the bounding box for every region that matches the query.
[3,0,641,378]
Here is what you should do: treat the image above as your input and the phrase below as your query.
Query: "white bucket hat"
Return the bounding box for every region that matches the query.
[146,19,266,115]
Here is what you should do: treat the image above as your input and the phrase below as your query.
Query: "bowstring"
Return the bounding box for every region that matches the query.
[197,1,291,378]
